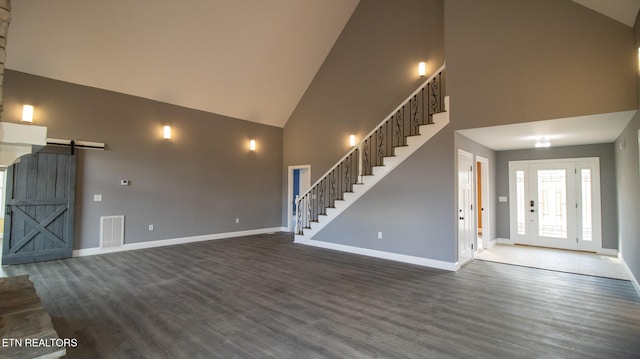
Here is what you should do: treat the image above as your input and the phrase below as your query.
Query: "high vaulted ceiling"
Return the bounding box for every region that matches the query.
[5,0,360,128]
[5,1,639,131]
[572,0,640,27]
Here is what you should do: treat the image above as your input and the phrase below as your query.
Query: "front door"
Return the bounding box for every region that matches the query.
[528,161,577,250]
[509,158,601,252]
[2,146,76,265]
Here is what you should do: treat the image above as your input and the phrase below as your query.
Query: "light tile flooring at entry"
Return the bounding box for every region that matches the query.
[476,244,629,280]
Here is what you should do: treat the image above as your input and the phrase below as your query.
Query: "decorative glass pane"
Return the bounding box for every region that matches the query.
[581,169,592,241]
[538,169,567,238]
[516,170,526,235]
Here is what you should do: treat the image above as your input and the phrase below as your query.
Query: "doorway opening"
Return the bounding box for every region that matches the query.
[287,165,310,232]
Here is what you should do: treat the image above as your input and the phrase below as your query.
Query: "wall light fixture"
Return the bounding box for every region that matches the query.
[163,125,171,139]
[22,105,34,123]
[349,134,356,147]
[418,62,426,77]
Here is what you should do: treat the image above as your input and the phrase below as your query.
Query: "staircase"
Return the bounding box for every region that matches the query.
[295,65,449,241]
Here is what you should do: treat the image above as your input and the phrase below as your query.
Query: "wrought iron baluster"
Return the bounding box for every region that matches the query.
[294,67,444,236]
[385,119,391,157]
[344,155,351,192]
[394,112,402,147]
[318,179,325,215]
[422,87,428,124]
[330,170,336,206]
[306,194,311,227]
[377,128,384,165]
[430,72,440,116]
[311,187,316,222]
[353,151,357,185]
[362,138,369,176]
[337,162,342,200]
[401,107,406,145]
[412,95,419,132]
[295,197,300,233]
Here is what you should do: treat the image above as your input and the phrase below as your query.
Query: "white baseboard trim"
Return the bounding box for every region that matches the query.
[488,239,497,249]
[619,254,640,298]
[294,237,456,271]
[497,238,514,245]
[73,227,285,257]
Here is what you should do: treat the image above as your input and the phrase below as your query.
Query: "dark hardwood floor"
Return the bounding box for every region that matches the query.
[3,232,640,358]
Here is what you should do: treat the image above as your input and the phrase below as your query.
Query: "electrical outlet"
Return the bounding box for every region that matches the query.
[148,224,154,231]
[378,232,383,239]
[93,194,102,202]
[236,218,240,223]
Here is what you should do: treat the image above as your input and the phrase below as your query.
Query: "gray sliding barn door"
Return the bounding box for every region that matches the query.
[2,146,76,265]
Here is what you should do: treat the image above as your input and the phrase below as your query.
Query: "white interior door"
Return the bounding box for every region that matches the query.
[509,158,601,252]
[458,150,474,263]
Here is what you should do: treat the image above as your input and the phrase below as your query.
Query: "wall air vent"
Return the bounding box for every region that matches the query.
[100,215,124,248]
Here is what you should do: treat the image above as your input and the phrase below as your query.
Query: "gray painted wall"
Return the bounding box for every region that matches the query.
[615,11,640,283]
[314,127,456,262]
[284,0,445,176]
[615,114,640,281]
[494,144,618,250]
[316,131,497,264]
[282,0,450,261]
[3,70,283,250]
[285,0,637,265]
[282,0,445,218]
[445,0,636,131]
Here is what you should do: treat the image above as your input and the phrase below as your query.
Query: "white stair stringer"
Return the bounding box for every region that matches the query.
[295,96,449,242]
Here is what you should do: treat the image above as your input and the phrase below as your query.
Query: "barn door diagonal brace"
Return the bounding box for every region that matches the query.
[8,205,68,253]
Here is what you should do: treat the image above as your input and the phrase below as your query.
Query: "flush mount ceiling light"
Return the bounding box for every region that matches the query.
[535,137,551,148]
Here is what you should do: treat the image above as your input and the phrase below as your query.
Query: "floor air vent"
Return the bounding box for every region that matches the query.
[100,215,124,248]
